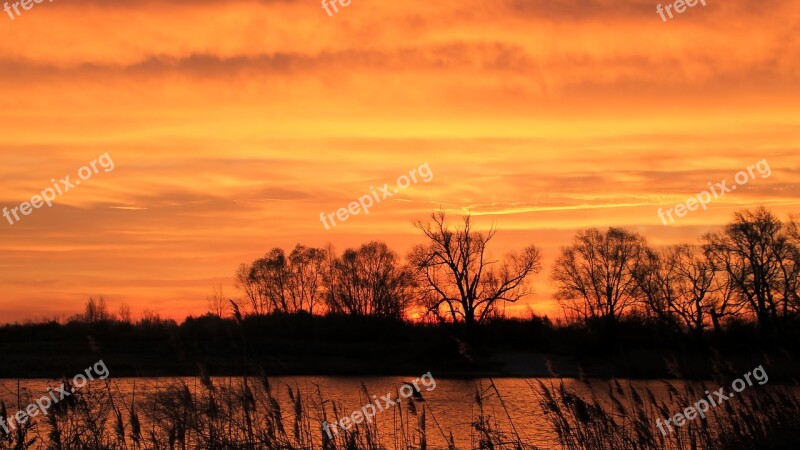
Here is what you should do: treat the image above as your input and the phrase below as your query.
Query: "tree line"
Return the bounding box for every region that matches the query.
[231,212,541,326]
[555,208,799,335]
[229,207,799,335]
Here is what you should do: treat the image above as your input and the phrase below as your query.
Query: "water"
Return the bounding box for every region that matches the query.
[0,376,706,449]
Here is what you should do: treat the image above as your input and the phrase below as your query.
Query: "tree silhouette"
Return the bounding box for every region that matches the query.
[552,227,645,325]
[83,296,110,323]
[207,284,230,318]
[237,245,328,315]
[325,241,413,318]
[287,245,327,315]
[704,207,800,333]
[635,244,740,335]
[409,212,542,326]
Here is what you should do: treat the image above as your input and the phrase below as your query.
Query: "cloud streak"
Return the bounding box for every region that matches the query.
[0,0,797,321]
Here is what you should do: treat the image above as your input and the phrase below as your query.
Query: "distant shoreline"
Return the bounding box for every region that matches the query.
[0,312,797,381]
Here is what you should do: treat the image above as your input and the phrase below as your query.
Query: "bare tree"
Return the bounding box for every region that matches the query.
[250,248,292,313]
[704,208,800,332]
[118,302,133,324]
[287,245,327,315]
[552,227,645,325]
[708,265,741,334]
[236,263,268,315]
[784,215,800,315]
[236,245,329,315]
[139,309,162,325]
[84,296,110,323]
[635,244,740,335]
[409,212,542,326]
[326,241,413,318]
[207,283,229,318]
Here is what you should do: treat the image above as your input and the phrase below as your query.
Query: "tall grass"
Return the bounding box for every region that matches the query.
[533,358,800,450]
[0,373,448,450]
[0,362,798,449]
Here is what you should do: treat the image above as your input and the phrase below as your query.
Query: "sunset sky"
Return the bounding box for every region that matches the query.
[1,0,798,323]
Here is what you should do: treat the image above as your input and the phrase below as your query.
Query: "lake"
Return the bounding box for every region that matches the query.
[0,375,703,449]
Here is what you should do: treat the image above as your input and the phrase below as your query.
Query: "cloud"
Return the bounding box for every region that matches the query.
[0,0,798,322]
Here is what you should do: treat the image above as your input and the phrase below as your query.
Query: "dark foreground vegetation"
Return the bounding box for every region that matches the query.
[1,356,798,450]
[1,311,800,379]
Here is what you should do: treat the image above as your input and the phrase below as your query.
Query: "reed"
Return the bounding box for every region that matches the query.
[0,360,798,449]
[531,358,800,450]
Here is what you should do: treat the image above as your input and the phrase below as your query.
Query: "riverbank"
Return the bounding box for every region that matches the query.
[0,313,798,380]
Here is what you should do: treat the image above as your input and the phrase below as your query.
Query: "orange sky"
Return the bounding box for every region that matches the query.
[1,0,798,323]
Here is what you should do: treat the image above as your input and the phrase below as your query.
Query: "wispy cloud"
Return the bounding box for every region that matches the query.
[0,0,797,321]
